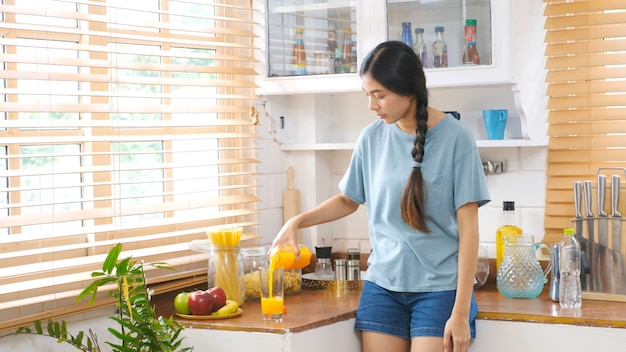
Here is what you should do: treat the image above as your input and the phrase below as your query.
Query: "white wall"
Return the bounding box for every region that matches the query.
[254,0,549,257]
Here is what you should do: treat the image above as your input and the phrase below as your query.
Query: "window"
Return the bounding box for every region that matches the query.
[0,0,258,330]
[544,0,626,244]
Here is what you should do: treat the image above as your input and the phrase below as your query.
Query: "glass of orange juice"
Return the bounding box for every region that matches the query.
[260,266,284,321]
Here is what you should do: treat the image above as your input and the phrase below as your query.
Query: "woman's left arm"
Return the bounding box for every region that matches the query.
[443,201,480,352]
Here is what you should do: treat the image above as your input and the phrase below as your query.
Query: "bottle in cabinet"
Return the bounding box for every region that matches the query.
[334,47,343,74]
[292,27,307,75]
[401,22,413,47]
[432,26,448,68]
[462,19,480,65]
[327,25,338,53]
[342,27,352,72]
[413,27,428,68]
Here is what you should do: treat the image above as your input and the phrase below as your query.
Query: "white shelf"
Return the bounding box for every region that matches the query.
[280,143,355,151]
[258,74,361,96]
[476,139,543,148]
[269,0,356,14]
[279,139,543,151]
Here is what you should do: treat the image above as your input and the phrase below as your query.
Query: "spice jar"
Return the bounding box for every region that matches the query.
[241,246,269,300]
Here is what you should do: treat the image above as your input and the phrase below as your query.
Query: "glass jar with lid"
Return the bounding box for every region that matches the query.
[207,244,245,306]
[284,269,302,295]
[241,245,302,298]
[241,245,269,300]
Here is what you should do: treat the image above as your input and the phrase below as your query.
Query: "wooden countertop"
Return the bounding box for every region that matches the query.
[475,283,626,328]
[156,282,626,334]
[159,287,362,334]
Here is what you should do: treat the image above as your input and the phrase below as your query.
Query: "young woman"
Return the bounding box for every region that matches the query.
[270,41,490,352]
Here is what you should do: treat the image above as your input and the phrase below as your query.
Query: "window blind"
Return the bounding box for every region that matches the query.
[0,0,259,331]
[543,0,626,244]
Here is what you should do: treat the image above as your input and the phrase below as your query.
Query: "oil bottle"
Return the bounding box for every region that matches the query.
[495,201,523,272]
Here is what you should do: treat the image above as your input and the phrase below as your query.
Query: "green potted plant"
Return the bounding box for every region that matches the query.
[13,243,193,352]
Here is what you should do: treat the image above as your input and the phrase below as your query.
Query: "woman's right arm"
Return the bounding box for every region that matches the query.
[270,193,360,255]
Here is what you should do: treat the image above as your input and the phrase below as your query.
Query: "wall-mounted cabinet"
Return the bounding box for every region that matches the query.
[255,0,546,150]
[256,0,513,95]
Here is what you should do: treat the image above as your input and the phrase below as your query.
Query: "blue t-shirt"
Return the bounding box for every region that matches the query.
[339,114,490,292]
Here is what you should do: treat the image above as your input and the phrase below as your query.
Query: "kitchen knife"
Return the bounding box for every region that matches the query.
[583,180,594,242]
[574,181,583,237]
[598,174,608,247]
[611,174,621,253]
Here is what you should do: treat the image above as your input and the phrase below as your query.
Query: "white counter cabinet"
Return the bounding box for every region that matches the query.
[471,320,626,352]
[181,318,361,352]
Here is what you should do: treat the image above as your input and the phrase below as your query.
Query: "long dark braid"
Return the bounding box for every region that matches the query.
[360,41,430,232]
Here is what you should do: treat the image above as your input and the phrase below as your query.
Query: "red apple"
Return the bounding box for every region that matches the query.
[207,286,227,312]
[188,290,213,315]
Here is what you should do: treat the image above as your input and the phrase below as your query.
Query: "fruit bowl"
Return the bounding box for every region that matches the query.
[176,308,243,320]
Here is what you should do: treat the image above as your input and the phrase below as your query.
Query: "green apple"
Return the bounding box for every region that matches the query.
[173,292,192,315]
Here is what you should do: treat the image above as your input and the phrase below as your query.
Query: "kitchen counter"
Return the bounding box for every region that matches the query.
[475,283,626,328]
[158,283,626,334]
[160,287,362,334]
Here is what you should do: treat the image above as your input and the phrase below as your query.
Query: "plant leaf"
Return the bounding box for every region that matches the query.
[34,320,43,334]
[102,243,123,274]
[115,257,132,276]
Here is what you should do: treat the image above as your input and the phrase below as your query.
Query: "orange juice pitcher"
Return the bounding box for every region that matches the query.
[269,244,312,270]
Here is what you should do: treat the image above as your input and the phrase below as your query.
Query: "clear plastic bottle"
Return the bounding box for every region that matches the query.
[495,201,523,271]
[413,27,428,68]
[559,228,582,308]
[432,26,448,68]
[461,19,480,65]
[292,27,307,75]
[401,22,413,47]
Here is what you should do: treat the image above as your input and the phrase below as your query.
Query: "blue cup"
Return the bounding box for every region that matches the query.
[482,109,508,140]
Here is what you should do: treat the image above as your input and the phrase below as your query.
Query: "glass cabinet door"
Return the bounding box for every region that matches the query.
[387,0,493,70]
[267,0,357,77]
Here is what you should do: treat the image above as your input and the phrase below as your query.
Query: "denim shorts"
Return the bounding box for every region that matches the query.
[354,280,478,339]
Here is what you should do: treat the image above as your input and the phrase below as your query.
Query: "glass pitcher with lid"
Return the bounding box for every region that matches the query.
[496,234,552,298]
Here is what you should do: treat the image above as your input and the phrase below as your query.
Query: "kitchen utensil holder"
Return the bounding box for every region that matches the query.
[571,167,626,302]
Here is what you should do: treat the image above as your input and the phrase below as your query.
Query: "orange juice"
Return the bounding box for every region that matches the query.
[269,244,312,270]
[261,296,284,315]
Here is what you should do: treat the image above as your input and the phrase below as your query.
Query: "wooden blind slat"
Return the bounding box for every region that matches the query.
[546,93,626,109]
[546,80,626,95]
[544,11,626,29]
[548,121,626,135]
[548,108,626,123]
[544,0,626,16]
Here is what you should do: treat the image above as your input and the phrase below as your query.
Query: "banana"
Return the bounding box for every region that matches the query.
[213,300,239,315]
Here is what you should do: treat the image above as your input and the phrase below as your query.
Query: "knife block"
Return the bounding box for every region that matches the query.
[572,174,626,302]
[574,179,626,254]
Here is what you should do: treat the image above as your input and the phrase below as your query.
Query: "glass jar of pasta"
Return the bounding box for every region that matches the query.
[207,244,245,306]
